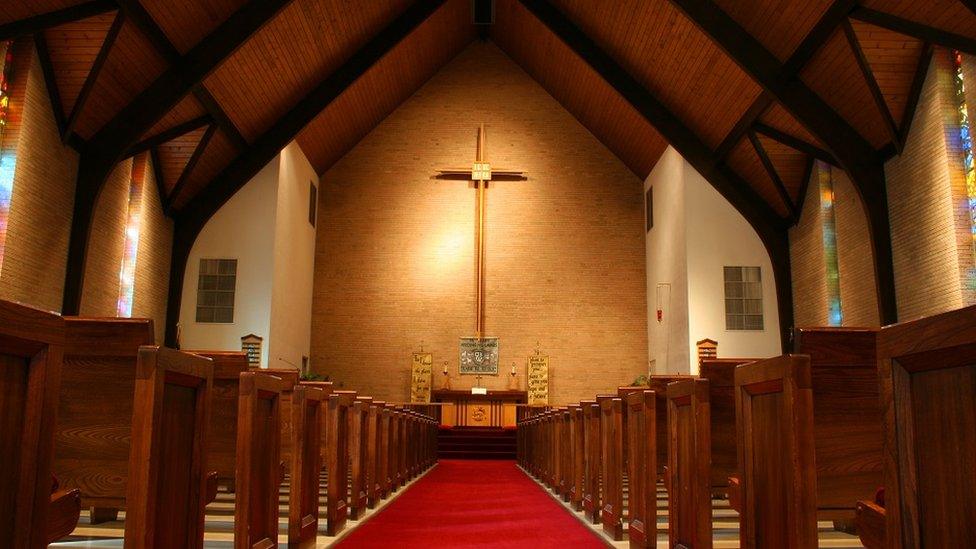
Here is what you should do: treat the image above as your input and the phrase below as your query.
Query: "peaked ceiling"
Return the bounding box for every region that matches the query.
[2,0,971,229]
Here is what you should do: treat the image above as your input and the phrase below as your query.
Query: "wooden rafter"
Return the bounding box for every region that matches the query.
[63,10,123,144]
[794,156,815,224]
[850,7,976,56]
[671,0,898,325]
[166,124,217,215]
[748,130,797,220]
[0,0,116,41]
[753,123,836,165]
[516,0,794,351]
[715,94,773,161]
[33,33,66,138]
[899,42,934,149]
[843,20,902,152]
[149,147,167,211]
[164,0,452,346]
[125,115,212,158]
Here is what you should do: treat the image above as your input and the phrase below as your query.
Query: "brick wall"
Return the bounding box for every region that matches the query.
[0,41,78,311]
[885,49,968,321]
[132,155,173,343]
[833,169,879,326]
[80,158,131,317]
[789,169,827,326]
[311,42,648,404]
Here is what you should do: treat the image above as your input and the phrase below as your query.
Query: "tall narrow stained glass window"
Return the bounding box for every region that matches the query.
[818,161,843,326]
[952,50,976,289]
[116,160,145,317]
[0,40,14,276]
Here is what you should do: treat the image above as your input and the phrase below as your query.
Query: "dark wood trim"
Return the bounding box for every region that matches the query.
[672,0,897,326]
[794,156,815,225]
[63,10,123,143]
[843,20,902,152]
[715,94,773,161]
[748,130,796,219]
[33,33,67,138]
[753,123,836,165]
[149,147,168,209]
[0,0,116,41]
[125,115,211,158]
[898,42,934,149]
[166,124,217,214]
[193,86,248,151]
[850,7,976,57]
[781,0,859,76]
[164,0,451,345]
[518,0,793,351]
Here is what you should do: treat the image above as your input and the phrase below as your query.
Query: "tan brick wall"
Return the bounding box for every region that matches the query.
[885,50,968,321]
[0,41,78,312]
[80,158,131,316]
[132,156,173,343]
[789,169,827,326]
[833,170,880,326]
[311,42,648,404]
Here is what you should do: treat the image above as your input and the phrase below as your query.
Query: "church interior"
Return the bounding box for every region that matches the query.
[2,0,975,547]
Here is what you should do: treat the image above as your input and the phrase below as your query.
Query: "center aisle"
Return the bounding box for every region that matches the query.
[335,460,605,548]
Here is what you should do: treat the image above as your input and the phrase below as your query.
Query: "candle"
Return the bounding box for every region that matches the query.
[511,363,516,375]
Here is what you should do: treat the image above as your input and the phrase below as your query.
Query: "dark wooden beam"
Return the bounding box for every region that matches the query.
[851,7,976,56]
[192,86,247,150]
[149,147,167,209]
[33,33,66,137]
[517,0,793,351]
[899,42,934,148]
[714,94,773,161]
[748,130,796,219]
[61,0,292,315]
[795,156,815,224]
[62,10,123,144]
[753,123,836,164]
[843,20,902,152]
[164,0,451,346]
[125,115,211,158]
[0,0,116,41]
[166,124,216,215]
[672,0,898,325]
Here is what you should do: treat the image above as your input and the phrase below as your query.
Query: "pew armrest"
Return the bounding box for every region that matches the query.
[206,471,219,505]
[855,500,885,549]
[727,476,742,513]
[47,488,81,544]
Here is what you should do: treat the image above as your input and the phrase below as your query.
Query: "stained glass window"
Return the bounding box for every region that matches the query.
[116,163,144,317]
[0,40,14,276]
[818,161,843,326]
[952,50,976,290]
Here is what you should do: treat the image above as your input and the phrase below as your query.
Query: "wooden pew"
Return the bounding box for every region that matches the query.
[648,375,695,480]
[875,306,976,547]
[626,390,657,549]
[377,404,391,499]
[123,347,214,548]
[55,317,154,523]
[600,397,624,540]
[349,396,371,520]
[326,390,356,536]
[559,408,572,502]
[188,351,248,492]
[580,400,601,524]
[0,300,68,547]
[698,358,753,498]
[568,404,585,511]
[257,368,300,476]
[299,380,334,477]
[667,378,712,549]
[367,400,385,508]
[234,371,284,548]
[47,476,81,545]
[735,355,817,548]
[287,383,326,548]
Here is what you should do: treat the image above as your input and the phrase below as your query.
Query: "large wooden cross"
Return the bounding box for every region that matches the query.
[436,124,526,337]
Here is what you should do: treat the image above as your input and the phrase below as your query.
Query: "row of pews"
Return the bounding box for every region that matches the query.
[0,299,438,548]
[517,305,976,548]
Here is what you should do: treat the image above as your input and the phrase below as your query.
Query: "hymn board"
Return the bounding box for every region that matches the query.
[436,125,526,375]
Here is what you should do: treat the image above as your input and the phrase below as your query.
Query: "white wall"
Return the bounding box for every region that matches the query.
[179,141,318,369]
[269,142,318,370]
[644,146,781,374]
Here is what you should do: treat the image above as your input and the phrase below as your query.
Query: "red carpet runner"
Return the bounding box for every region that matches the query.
[336,460,605,548]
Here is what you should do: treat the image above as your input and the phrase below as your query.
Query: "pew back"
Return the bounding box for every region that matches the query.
[188,350,248,491]
[234,372,283,548]
[599,397,624,540]
[326,390,356,536]
[699,358,753,495]
[288,384,326,547]
[626,390,657,549]
[667,379,712,549]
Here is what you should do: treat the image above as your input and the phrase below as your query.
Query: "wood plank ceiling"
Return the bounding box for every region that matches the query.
[8,0,968,226]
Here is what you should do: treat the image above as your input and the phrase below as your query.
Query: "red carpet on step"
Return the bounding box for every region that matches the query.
[335,460,605,548]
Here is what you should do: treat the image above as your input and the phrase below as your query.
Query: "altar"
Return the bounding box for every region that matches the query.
[432,389,526,428]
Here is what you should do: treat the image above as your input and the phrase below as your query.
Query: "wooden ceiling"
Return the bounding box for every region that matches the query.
[3,0,970,228]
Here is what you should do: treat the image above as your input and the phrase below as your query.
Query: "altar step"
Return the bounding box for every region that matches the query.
[438,427,517,460]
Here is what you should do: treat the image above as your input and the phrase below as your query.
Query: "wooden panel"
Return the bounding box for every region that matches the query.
[625,391,656,549]
[156,126,207,194]
[71,20,168,139]
[0,0,88,25]
[727,138,791,217]
[204,0,414,142]
[599,397,623,540]
[169,129,236,209]
[42,13,116,120]
[699,358,754,494]
[850,21,926,127]
[877,305,976,548]
[863,0,976,42]
[547,0,763,149]
[757,134,808,203]
[760,102,826,149]
[287,384,325,547]
[490,0,666,180]
[581,400,601,524]
[140,0,246,54]
[187,351,248,490]
[142,95,208,141]
[296,0,475,175]
[326,390,356,536]
[667,379,712,549]
[712,0,835,62]
[234,372,282,549]
[801,27,891,149]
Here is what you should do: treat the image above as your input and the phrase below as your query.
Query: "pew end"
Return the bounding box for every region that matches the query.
[855,500,885,549]
[205,471,218,505]
[726,476,741,514]
[47,487,81,544]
